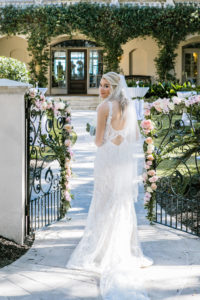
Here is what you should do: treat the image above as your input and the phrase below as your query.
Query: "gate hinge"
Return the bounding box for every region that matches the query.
[25,204,30,216]
[25,101,29,119]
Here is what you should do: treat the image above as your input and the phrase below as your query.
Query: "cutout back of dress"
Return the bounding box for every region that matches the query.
[104,101,128,146]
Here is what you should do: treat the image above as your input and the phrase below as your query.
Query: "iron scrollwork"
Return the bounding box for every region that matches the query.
[154,106,200,236]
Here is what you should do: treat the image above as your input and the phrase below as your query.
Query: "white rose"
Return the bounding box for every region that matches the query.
[55,102,65,110]
[147,144,155,152]
[59,102,65,110]
[168,102,174,110]
[41,102,47,110]
[147,186,153,193]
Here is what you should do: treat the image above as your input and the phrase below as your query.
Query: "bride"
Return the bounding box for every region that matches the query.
[66,72,153,299]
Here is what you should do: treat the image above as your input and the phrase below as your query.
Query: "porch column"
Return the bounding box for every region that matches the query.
[0,79,30,245]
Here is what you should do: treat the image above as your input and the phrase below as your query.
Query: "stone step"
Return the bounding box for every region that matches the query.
[51,96,100,110]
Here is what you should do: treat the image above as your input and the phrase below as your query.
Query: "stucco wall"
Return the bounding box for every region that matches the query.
[0,36,30,64]
[120,36,159,79]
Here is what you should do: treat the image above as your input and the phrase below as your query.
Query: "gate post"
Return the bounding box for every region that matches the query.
[0,79,31,245]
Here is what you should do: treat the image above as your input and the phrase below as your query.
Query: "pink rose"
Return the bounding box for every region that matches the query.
[145,192,151,199]
[147,154,154,161]
[64,124,72,131]
[153,176,158,182]
[144,191,152,203]
[40,94,45,101]
[147,170,156,176]
[69,150,74,157]
[144,197,150,204]
[145,137,153,144]
[141,119,154,131]
[149,176,158,183]
[153,101,162,112]
[144,109,151,116]
[67,169,71,176]
[65,181,69,190]
[145,165,150,170]
[64,190,71,201]
[151,183,157,190]
[146,160,152,166]
[142,173,147,182]
[66,117,71,123]
[65,139,71,147]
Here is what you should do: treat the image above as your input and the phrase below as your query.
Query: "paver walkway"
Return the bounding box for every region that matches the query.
[0,110,200,300]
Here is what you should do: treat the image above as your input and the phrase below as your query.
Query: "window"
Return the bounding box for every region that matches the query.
[89,50,103,88]
[52,51,66,88]
[183,43,200,85]
[70,52,85,80]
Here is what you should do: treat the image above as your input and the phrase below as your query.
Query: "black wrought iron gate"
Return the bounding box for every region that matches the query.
[25,94,64,236]
[154,110,200,237]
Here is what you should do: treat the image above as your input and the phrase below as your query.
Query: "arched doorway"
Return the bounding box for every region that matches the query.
[50,39,103,95]
[182,43,200,85]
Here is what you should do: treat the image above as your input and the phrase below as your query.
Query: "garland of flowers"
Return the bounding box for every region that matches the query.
[141,94,200,223]
[25,88,76,217]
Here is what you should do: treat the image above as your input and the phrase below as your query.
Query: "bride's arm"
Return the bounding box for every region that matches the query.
[95,103,108,147]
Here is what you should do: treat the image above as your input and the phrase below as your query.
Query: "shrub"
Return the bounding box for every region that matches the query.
[0,56,30,83]
[145,81,200,99]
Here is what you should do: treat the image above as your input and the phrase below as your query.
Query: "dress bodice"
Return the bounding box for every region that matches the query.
[103,101,128,144]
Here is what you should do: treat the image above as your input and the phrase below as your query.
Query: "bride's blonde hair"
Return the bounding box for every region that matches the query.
[101,72,129,118]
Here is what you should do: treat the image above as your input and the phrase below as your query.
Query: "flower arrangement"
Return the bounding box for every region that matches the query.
[26,88,76,217]
[141,94,200,223]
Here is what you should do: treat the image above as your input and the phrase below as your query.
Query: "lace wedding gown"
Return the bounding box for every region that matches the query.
[66,100,153,300]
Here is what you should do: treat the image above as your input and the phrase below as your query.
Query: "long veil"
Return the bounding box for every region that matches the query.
[98,74,150,300]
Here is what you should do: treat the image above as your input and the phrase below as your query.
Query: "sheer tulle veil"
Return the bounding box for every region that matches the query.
[101,72,145,202]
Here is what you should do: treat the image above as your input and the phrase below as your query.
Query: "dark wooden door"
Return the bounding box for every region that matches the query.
[68,50,87,94]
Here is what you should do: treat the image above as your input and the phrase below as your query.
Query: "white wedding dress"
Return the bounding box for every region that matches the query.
[66,100,153,300]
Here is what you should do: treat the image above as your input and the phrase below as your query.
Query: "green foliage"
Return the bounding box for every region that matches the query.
[0,56,30,82]
[0,4,200,86]
[145,81,200,99]
[126,79,149,87]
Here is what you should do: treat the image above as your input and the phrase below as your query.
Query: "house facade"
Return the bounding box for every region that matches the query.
[0,0,199,95]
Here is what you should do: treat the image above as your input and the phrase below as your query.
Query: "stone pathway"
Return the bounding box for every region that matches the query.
[0,110,200,299]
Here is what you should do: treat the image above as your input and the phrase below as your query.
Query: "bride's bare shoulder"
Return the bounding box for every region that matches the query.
[96,101,109,114]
